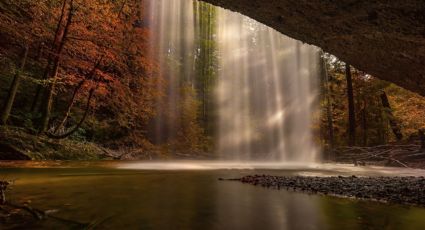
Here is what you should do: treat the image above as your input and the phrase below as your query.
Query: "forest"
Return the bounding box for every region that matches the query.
[1,0,424,161]
[0,0,219,160]
[1,0,425,229]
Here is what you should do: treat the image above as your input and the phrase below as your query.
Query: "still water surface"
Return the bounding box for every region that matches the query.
[1,161,425,229]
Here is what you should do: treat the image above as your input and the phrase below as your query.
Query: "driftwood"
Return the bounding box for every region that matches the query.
[7,202,45,220]
[3,201,91,227]
[1,184,111,229]
[331,144,424,168]
[1,180,94,227]
[100,148,123,160]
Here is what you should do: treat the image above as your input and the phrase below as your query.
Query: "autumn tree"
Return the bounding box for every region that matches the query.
[0,0,51,125]
[320,54,425,148]
[38,0,75,133]
[1,45,29,125]
[0,0,159,148]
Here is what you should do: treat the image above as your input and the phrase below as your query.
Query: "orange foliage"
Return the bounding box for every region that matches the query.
[0,0,162,147]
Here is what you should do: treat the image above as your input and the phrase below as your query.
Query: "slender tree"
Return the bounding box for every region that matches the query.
[50,0,127,136]
[53,59,102,134]
[46,80,99,139]
[419,129,425,152]
[321,53,335,148]
[345,64,356,146]
[39,0,75,133]
[1,45,29,125]
[361,98,368,146]
[380,91,403,141]
[31,0,69,113]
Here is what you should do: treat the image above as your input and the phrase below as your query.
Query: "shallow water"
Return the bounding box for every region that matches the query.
[1,161,425,229]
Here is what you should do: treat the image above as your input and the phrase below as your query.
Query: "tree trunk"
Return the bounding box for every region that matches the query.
[46,86,97,139]
[361,99,368,146]
[419,129,424,152]
[53,79,85,134]
[321,53,334,149]
[39,0,74,133]
[30,0,69,113]
[30,84,42,112]
[345,64,356,146]
[1,45,29,125]
[380,91,403,141]
[377,108,385,144]
[48,0,124,136]
[53,58,101,134]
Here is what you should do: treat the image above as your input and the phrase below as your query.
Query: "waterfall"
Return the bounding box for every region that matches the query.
[216,9,320,162]
[146,0,320,162]
[146,0,196,144]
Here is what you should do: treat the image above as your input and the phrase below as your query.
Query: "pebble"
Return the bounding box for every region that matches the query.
[236,175,425,206]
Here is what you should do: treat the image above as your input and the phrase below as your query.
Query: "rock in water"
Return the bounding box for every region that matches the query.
[235,175,425,206]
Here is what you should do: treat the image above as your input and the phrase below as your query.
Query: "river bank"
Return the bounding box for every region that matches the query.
[1,126,424,169]
[236,175,425,207]
[0,127,212,161]
[0,126,106,160]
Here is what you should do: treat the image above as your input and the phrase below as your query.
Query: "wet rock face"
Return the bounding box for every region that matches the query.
[202,0,425,96]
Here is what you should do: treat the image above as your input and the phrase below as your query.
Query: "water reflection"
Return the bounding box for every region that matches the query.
[216,180,322,229]
[1,164,425,229]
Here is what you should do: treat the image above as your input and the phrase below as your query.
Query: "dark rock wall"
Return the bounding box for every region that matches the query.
[202,0,425,96]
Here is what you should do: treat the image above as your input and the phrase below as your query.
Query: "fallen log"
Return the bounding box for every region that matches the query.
[331,144,422,168]
[3,201,89,227]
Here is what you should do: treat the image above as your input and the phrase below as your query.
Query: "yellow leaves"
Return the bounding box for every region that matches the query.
[385,84,425,136]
